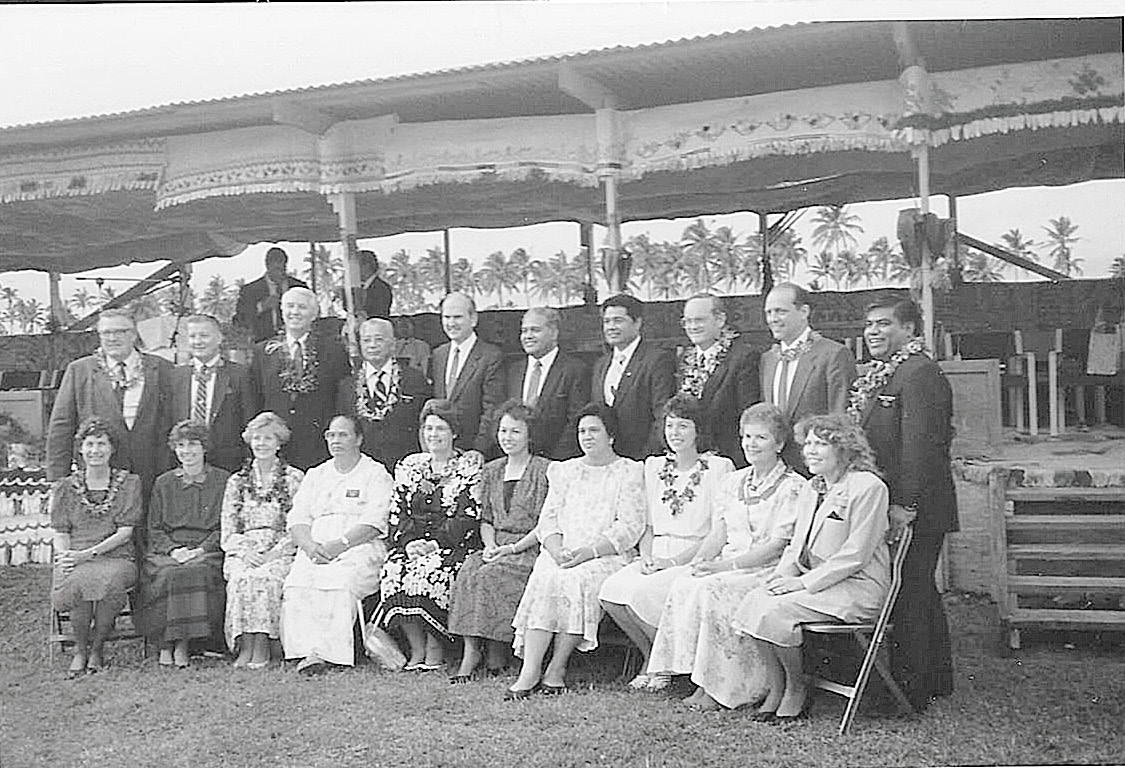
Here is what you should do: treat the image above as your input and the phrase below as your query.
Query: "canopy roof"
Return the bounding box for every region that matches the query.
[1,18,1121,273]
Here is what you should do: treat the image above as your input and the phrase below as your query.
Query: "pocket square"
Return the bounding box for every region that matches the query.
[827,510,845,521]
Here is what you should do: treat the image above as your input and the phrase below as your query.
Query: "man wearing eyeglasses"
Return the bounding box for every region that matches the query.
[675,293,759,468]
[46,309,175,499]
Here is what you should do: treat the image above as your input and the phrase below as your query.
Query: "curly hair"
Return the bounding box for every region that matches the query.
[739,403,792,451]
[74,418,117,460]
[241,411,291,446]
[795,413,881,476]
[661,393,712,453]
[492,398,537,453]
[168,420,211,452]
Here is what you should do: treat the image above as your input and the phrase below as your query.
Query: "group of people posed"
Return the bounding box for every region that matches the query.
[46,274,957,720]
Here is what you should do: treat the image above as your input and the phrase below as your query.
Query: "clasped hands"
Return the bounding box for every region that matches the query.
[763,573,804,596]
[640,556,676,575]
[480,544,514,563]
[169,546,204,564]
[549,545,597,569]
[304,538,350,565]
[404,539,441,562]
[54,549,89,574]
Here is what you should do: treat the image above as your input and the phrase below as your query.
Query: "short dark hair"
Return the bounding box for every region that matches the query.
[493,398,537,452]
[601,293,643,322]
[576,401,620,441]
[771,282,811,309]
[265,246,288,265]
[685,292,727,318]
[866,295,922,336]
[74,418,117,461]
[661,393,712,453]
[183,314,222,334]
[358,250,379,271]
[420,398,462,438]
[168,420,211,452]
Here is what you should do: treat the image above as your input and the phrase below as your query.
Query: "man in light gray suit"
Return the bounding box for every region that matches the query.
[759,283,856,470]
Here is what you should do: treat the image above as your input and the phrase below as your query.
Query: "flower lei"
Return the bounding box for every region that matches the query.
[658,454,709,516]
[70,467,129,517]
[263,335,319,394]
[354,360,402,422]
[94,349,142,391]
[846,336,929,424]
[678,328,738,398]
[231,459,294,521]
[776,330,822,363]
[738,460,787,505]
[394,452,481,517]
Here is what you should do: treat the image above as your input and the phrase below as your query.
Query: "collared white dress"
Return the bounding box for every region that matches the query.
[280,454,393,665]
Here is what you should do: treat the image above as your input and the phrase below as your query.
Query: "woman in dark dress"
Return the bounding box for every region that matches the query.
[51,418,142,677]
[448,400,550,682]
[372,399,483,671]
[137,421,230,668]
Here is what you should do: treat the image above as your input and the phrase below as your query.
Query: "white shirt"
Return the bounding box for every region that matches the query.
[115,349,145,430]
[191,355,223,422]
[773,326,811,407]
[603,335,641,406]
[363,358,394,397]
[445,333,477,388]
[523,346,559,403]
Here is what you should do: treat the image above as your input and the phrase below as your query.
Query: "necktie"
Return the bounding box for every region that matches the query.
[525,360,543,407]
[373,371,388,402]
[292,340,305,371]
[777,356,792,413]
[193,365,213,424]
[446,345,461,395]
[114,361,128,407]
[605,354,624,406]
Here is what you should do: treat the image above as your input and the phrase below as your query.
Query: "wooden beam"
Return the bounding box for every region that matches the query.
[891,21,922,68]
[957,233,1071,281]
[558,64,617,110]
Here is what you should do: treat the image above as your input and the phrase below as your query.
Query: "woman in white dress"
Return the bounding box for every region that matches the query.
[647,403,804,713]
[281,414,394,674]
[599,394,733,691]
[507,403,645,699]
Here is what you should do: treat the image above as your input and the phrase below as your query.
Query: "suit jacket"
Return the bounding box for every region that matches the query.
[591,339,676,461]
[777,470,890,617]
[861,353,959,537]
[505,351,589,460]
[234,274,309,343]
[251,330,349,471]
[46,352,175,498]
[171,360,255,472]
[429,338,505,455]
[678,337,759,468]
[336,360,431,473]
[760,334,857,424]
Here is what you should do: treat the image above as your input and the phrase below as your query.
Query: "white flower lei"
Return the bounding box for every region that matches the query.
[354,360,402,422]
[678,328,738,398]
[94,348,143,391]
[846,336,928,424]
[263,335,319,394]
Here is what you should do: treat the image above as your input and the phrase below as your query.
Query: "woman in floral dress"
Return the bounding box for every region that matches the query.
[647,404,804,713]
[220,412,303,668]
[371,399,483,671]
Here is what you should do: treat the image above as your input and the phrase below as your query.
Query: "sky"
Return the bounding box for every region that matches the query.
[0,0,1122,313]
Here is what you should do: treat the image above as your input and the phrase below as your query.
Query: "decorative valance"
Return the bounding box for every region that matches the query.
[0,139,165,204]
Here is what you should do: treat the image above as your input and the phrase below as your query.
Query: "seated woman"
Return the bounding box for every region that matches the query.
[50,418,142,677]
[221,412,303,669]
[371,399,483,672]
[137,420,230,668]
[732,414,891,723]
[448,400,549,682]
[598,394,733,691]
[281,414,393,674]
[647,404,804,713]
[507,402,645,699]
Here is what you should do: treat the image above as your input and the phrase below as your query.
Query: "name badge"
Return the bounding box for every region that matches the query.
[346,489,360,498]
[877,394,897,407]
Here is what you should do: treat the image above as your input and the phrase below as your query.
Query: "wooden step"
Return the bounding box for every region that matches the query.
[1007,488,1125,503]
[1010,607,1125,629]
[1007,575,1125,593]
[1008,544,1125,560]
[1007,515,1125,530]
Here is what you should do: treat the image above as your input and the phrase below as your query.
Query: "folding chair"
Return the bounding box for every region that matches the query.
[802,524,915,736]
[47,589,143,664]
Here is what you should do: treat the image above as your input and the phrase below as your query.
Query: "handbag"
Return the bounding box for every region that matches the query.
[363,621,406,671]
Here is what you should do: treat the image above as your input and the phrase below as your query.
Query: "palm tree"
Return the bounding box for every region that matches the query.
[17,298,47,334]
[999,229,1038,262]
[448,258,477,298]
[710,226,748,293]
[811,204,864,258]
[417,246,447,302]
[507,247,533,305]
[1110,256,1125,279]
[69,287,95,315]
[864,237,899,282]
[807,251,834,289]
[530,250,583,306]
[198,274,231,320]
[475,250,521,308]
[962,250,1005,282]
[1,286,20,323]
[382,249,428,314]
[1042,216,1083,276]
[679,219,718,294]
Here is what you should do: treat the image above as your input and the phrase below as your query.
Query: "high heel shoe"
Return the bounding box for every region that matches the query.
[503,684,539,701]
[769,697,813,725]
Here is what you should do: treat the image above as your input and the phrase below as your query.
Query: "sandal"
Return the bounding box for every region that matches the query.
[449,674,474,685]
[628,673,652,690]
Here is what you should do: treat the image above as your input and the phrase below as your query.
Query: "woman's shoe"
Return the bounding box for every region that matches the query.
[449,674,473,685]
[246,659,270,670]
[749,710,777,723]
[66,656,87,679]
[503,685,538,701]
[770,697,813,725]
[416,662,445,672]
[646,673,671,692]
[159,649,175,667]
[538,683,568,696]
[628,673,652,690]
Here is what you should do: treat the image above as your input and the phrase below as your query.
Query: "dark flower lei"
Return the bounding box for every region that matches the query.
[658,454,709,516]
[354,359,402,422]
[678,328,737,398]
[93,348,142,391]
[70,467,129,517]
[231,458,294,519]
[846,336,928,424]
[264,334,319,394]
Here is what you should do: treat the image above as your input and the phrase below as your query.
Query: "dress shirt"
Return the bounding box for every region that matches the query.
[285,331,311,363]
[773,326,811,407]
[363,358,395,398]
[117,349,145,430]
[523,346,559,404]
[445,333,478,388]
[191,355,223,422]
[603,335,641,405]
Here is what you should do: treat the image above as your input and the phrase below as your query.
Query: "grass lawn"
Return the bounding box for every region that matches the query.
[3,565,1123,768]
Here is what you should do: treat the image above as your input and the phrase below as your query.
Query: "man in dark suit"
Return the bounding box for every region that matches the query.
[760,282,857,469]
[46,308,174,499]
[251,287,349,470]
[591,294,675,461]
[676,293,759,468]
[170,314,255,472]
[429,292,504,455]
[234,246,309,342]
[356,250,393,320]
[506,307,589,460]
[336,317,430,472]
[857,296,958,712]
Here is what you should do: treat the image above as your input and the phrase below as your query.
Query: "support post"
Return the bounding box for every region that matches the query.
[916,143,935,352]
[443,229,453,295]
[580,222,596,300]
[48,272,65,330]
[307,242,318,294]
[1026,352,1038,436]
[1048,350,1061,436]
[328,192,358,357]
[760,213,774,295]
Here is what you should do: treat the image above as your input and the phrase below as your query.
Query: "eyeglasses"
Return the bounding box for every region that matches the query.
[680,317,713,329]
[323,431,355,440]
[98,328,135,337]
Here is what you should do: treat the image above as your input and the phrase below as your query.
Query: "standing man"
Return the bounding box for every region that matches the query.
[506,307,589,460]
[429,292,504,455]
[46,308,174,499]
[591,294,675,461]
[170,314,255,472]
[676,293,759,468]
[760,282,857,469]
[336,317,431,472]
[356,250,393,320]
[235,246,309,343]
[854,296,958,712]
[251,287,349,470]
